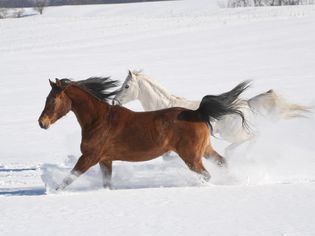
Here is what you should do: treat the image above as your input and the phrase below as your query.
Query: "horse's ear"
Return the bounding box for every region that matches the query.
[49,79,57,88]
[55,78,71,89]
[128,70,137,80]
[55,78,62,88]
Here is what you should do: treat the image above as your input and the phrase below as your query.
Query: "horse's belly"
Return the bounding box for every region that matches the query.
[111,149,168,162]
[106,125,171,161]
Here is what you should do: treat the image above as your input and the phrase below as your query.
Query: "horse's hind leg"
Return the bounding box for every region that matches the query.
[177,151,211,182]
[184,159,211,182]
[99,160,112,189]
[204,145,226,167]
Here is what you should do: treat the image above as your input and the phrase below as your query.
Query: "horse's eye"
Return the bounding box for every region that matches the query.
[125,85,129,89]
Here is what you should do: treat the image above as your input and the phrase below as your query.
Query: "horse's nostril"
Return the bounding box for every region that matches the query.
[38,120,44,128]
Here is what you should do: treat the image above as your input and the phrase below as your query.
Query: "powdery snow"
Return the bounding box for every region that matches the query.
[2,184,315,236]
[1,1,315,235]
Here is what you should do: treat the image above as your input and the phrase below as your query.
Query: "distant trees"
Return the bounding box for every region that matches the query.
[33,0,47,14]
[5,0,311,8]
[0,7,25,19]
[0,0,46,19]
[2,0,313,13]
[0,0,34,8]
[0,0,167,8]
[227,0,254,7]
[0,8,8,19]
[227,0,314,6]
[13,8,24,17]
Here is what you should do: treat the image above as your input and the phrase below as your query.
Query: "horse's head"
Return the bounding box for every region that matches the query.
[38,79,72,129]
[112,70,140,105]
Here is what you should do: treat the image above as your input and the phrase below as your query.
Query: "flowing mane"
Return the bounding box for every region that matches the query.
[60,77,120,103]
[132,71,185,101]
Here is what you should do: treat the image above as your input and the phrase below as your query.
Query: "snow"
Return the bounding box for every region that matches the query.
[1,1,315,235]
[2,184,315,236]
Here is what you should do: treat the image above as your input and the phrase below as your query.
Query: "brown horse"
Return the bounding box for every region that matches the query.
[38,77,249,191]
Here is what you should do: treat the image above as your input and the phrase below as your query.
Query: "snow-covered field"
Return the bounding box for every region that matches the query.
[1,0,315,235]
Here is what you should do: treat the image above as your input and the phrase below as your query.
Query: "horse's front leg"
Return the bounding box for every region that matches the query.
[56,154,99,191]
[99,160,112,189]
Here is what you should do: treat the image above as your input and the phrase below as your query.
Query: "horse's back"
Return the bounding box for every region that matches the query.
[172,99,200,110]
[247,89,309,119]
[248,89,278,115]
[112,105,187,120]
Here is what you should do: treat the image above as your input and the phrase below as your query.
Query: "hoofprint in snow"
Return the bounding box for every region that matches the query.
[1,0,315,235]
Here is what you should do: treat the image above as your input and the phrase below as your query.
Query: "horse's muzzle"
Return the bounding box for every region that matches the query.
[38,117,50,130]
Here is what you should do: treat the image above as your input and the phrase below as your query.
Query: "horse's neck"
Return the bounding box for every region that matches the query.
[65,86,109,128]
[137,78,175,111]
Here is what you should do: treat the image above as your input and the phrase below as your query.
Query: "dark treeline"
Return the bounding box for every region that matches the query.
[227,0,313,6]
[0,0,170,8]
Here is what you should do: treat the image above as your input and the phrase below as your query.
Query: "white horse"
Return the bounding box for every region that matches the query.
[113,70,311,155]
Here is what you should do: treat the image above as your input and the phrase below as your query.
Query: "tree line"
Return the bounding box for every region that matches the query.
[227,0,314,7]
[0,0,167,8]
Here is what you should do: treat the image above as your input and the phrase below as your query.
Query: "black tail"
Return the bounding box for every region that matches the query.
[196,81,251,130]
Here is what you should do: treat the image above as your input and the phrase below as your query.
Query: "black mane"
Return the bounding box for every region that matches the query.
[61,77,120,103]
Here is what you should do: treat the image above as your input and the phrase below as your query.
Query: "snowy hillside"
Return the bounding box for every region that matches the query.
[1,1,315,235]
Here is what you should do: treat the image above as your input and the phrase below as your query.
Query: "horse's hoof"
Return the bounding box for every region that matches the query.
[54,184,65,192]
[201,171,211,183]
[217,161,224,167]
[217,159,227,168]
[103,184,112,190]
